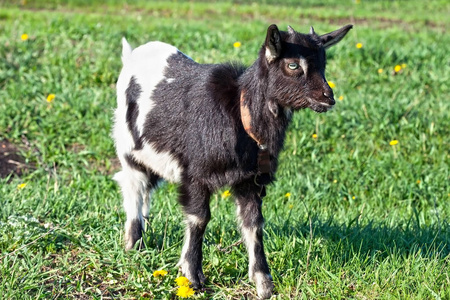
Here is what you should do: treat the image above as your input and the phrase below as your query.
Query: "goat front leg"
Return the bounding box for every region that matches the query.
[177,182,211,289]
[234,183,274,299]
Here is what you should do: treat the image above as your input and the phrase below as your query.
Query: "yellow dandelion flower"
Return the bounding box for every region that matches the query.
[17,183,27,189]
[284,192,291,198]
[152,269,168,277]
[338,95,344,101]
[47,94,55,103]
[312,133,318,139]
[377,68,384,74]
[176,285,195,298]
[333,179,338,184]
[416,180,421,184]
[21,34,29,41]
[222,190,231,198]
[352,196,356,200]
[328,81,336,88]
[175,276,191,287]
[389,140,399,146]
[394,65,402,73]
[356,43,363,49]
[233,41,241,48]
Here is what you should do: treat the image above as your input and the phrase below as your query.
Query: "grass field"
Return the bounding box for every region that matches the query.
[1,0,449,299]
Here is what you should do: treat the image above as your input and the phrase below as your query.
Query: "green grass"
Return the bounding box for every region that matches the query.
[1,1,449,299]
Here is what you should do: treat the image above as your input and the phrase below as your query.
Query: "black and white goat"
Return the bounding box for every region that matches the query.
[113,24,352,298]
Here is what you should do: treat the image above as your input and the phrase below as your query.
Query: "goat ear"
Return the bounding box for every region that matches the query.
[268,100,279,117]
[265,24,282,63]
[320,24,353,49]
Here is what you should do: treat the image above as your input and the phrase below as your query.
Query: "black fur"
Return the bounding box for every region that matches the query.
[129,218,143,249]
[125,76,143,150]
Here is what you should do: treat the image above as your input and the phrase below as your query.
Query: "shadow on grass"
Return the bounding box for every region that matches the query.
[270,213,450,261]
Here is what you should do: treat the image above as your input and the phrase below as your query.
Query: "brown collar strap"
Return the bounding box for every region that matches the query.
[240,91,271,175]
[240,91,267,150]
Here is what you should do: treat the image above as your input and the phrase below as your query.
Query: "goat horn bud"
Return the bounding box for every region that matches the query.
[310,26,316,35]
[287,25,295,34]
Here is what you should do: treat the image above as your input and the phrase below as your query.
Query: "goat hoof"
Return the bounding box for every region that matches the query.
[197,270,206,285]
[178,260,206,289]
[252,272,274,299]
[190,270,206,289]
[256,280,274,299]
[124,218,143,250]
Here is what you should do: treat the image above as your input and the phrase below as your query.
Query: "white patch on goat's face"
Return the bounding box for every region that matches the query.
[299,56,309,76]
[131,143,182,183]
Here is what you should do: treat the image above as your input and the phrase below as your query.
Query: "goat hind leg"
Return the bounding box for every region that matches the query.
[114,164,155,250]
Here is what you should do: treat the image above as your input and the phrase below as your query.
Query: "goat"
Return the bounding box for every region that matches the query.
[113,24,352,298]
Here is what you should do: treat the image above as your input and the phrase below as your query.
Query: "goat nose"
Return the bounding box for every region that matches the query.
[323,91,335,105]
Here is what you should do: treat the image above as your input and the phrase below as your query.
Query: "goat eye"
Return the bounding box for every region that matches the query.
[288,63,299,70]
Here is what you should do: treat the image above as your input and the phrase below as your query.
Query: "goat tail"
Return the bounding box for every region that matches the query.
[121,37,133,64]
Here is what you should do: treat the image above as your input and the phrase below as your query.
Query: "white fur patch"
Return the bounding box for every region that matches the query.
[299,56,308,76]
[114,41,184,183]
[254,271,273,284]
[241,226,257,277]
[265,47,277,63]
[115,41,179,142]
[254,271,274,298]
[127,42,179,135]
[131,143,182,183]
[112,109,135,163]
[121,37,133,64]
[177,222,193,279]
[185,214,204,227]
[178,225,191,263]
[113,169,149,220]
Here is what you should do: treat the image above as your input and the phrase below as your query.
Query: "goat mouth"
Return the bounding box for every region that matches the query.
[308,99,334,113]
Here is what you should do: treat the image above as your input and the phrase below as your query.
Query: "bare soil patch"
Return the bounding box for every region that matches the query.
[0,139,28,179]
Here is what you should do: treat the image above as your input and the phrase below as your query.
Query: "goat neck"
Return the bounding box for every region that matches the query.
[238,59,291,161]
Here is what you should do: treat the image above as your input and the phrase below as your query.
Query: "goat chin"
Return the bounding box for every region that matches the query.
[308,101,335,113]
